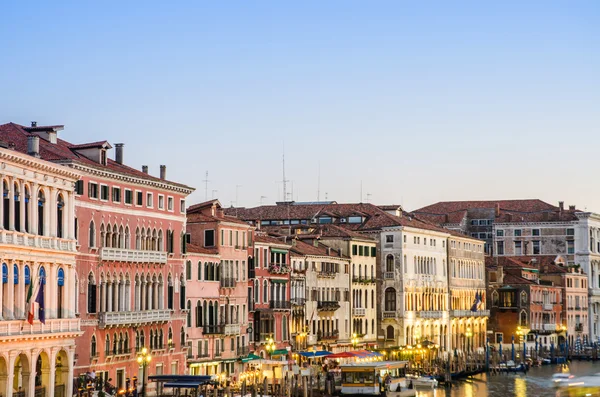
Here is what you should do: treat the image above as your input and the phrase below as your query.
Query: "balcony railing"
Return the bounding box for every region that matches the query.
[0,318,80,338]
[0,230,77,252]
[575,323,584,332]
[268,264,290,274]
[451,310,490,317]
[99,247,167,264]
[220,278,236,288]
[384,272,394,280]
[543,303,553,311]
[353,308,366,316]
[237,346,250,356]
[317,271,336,278]
[203,325,225,335]
[98,310,170,329]
[225,324,241,335]
[292,307,305,318]
[317,330,339,341]
[383,311,396,319]
[317,301,341,311]
[270,300,292,310]
[416,311,444,319]
[291,298,306,306]
[543,324,557,331]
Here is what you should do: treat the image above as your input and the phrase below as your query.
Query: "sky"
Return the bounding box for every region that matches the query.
[1,1,599,211]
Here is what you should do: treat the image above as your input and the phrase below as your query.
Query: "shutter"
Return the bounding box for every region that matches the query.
[168,286,174,309]
[180,286,186,310]
[87,182,92,197]
[182,234,187,254]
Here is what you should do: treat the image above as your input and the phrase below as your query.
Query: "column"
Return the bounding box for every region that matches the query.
[47,351,56,397]
[8,177,15,231]
[107,282,113,312]
[31,183,38,235]
[66,348,75,397]
[18,180,25,232]
[17,263,25,319]
[141,280,146,311]
[148,282,153,310]
[47,187,55,237]
[67,191,75,240]
[27,351,36,397]
[100,282,105,312]
[0,174,4,231]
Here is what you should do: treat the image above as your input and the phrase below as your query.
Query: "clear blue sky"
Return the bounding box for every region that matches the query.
[1,1,598,211]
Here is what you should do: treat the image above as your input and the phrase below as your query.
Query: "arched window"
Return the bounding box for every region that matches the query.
[88,272,97,313]
[254,280,260,303]
[124,332,130,351]
[263,280,268,302]
[56,194,65,238]
[168,327,173,348]
[125,226,131,249]
[57,268,65,318]
[186,261,192,280]
[1,263,7,284]
[187,300,192,327]
[112,332,117,355]
[91,335,97,357]
[89,220,96,248]
[282,316,288,341]
[180,326,186,346]
[197,261,202,281]
[24,185,30,233]
[135,227,141,250]
[105,334,110,356]
[386,325,394,341]
[386,255,394,272]
[158,229,163,251]
[520,310,528,326]
[385,288,396,311]
[39,266,46,284]
[37,189,45,235]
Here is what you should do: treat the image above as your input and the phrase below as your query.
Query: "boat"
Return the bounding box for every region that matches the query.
[405,374,438,389]
[555,372,600,394]
[551,372,574,388]
[339,361,411,396]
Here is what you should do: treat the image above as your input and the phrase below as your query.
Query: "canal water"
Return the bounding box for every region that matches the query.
[416,361,600,397]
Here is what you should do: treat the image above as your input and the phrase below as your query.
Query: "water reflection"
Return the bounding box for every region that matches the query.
[414,361,600,397]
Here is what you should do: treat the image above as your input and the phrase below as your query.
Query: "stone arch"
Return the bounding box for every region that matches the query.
[0,354,7,397]
[34,350,52,396]
[13,352,31,395]
[55,349,70,394]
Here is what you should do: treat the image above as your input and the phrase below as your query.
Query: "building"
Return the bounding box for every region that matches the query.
[249,233,292,358]
[289,239,351,351]
[185,199,253,379]
[447,233,488,352]
[0,122,194,394]
[0,138,81,397]
[486,257,564,351]
[184,244,221,375]
[290,250,307,351]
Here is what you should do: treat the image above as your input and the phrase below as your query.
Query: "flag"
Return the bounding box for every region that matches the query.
[25,276,39,325]
[35,279,45,324]
[471,291,481,312]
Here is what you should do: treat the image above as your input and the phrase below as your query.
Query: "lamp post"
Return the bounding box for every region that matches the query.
[266,336,276,358]
[466,328,473,354]
[351,333,360,349]
[516,327,523,361]
[137,347,151,397]
[560,324,568,360]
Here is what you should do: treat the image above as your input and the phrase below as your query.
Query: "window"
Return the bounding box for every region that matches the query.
[75,180,84,195]
[136,191,143,206]
[88,182,99,199]
[180,200,186,213]
[168,197,174,211]
[358,246,363,256]
[532,229,540,236]
[567,241,575,254]
[533,240,541,255]
[479,219,487,226]
[100,185,109,201]
[370,247,376,257]
[147,193,153,208]
[496,241,504,256]
[112,187,121,203]
[496,229,504,237]
[514,229,522,237]
[348,216,362,224]
[158,195,165,209]
[386,235,394,243]
[514,241,522,255]
[352,245,357,255]
[186,261,192,280]
[384,288,396,311]
[205,230,215,247]
[567,228,575,236]
[125,189,133,204]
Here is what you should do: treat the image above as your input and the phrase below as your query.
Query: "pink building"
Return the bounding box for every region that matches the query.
[249,234,292,358]
[183,246,221,375]
[0,123,195,393]
[185,200,252,379]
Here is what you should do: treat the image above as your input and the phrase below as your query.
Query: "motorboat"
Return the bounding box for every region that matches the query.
[555,372,600,393]
[405,374,438,389]
[551,372,574,388]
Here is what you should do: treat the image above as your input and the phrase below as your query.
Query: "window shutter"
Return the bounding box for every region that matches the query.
[168,286,174,309]
[180,286,186,310]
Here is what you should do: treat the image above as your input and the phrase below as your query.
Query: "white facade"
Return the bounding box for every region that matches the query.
[380,226,450,349]
[0,148,81,397]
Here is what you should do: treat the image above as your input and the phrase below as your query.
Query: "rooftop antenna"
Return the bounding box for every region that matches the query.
[203,171,210,201]
[211,190,218,199]
[366,193,372,203]
[317,161,321,201]
[290,181,294,202]
[236,185,242,207]
[260,196,267,205]
[282,143,289,202]
[325,192,328,201]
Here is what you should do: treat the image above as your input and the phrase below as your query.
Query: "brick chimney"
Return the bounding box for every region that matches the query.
[115,143,124,164]
[559,201,564,211]
[569,205,576,211]
[495,203,500,217]
[142,165,148,174]
[27,136,40,158]
[160,165,166,180]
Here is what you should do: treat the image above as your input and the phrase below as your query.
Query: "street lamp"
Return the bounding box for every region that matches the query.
[137,347,152,397]
[265,336,276,358]
[466,328,473,354]
[352,333,360,349]
[516,327,523,360]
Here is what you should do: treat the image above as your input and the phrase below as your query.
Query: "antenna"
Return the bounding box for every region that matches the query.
[290,181,294,202]
[360,180,363,203]
[211,190,218,199]
[282,143,288,202]
[260,196,267,205]
[317,161,321,201]
[236,185,242,207]
[366,193,372,203]
[202,171,210,201]
[325,192,328,200]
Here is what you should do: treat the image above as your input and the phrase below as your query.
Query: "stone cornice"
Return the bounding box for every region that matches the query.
[0,148,81,181]
[54,160,195,195]
[494,221,577,227]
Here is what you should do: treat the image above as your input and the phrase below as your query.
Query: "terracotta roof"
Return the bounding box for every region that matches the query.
[186,211,250,226]
[305,224,376,241]
[186,243,219,256]
[0,123,193,191]
[289,239,347,258]
[225,202,448,234]
[254,234,291,247]
[187,199,221,213]
[378,205,402,211]
[70,140,112,149]
[502,273,536,285]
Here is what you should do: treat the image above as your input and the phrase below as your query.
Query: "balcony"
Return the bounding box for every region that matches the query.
[383,311,396,319]
[99,247,167,264]
[291,298,306,306]
[353,308,366,317]
[225,324,241,335]
[0,229,76,252]
[353,277,376,284]
[576,323,584,332]
[268,264,290,274]
[317,271,336,278]
[317,330,339,341]
[384,272,394,280]
[0,318,80,339]
[270,300,292,310]
[416,311,444,319]
[203,325,225,335]
[237,346,250,356]
[98,310,170,329]
[220,278,236,288]
[317,301,341,312]
[543,303,553,311]
[543,324,557,331]
[292,307,305,318]
[451,310,490,318]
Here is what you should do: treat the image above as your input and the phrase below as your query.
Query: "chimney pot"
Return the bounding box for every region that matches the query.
[559,201,564,211]
[160,165,166,180]
[115,143,124,164]
[569,205,576,211]
[142,165,148,174]
[495,203,500,217]
[31,121,37,127]
[27,136,40,158]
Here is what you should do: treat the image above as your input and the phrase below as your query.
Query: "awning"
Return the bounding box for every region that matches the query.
[271,249,289,254]
[255,359,294,365]
[241,354,261,363]
[326,352,354,359]
[298,351,332,358]
[272,349,289,356]
[164,382,210,389]
[150,375,212,382]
